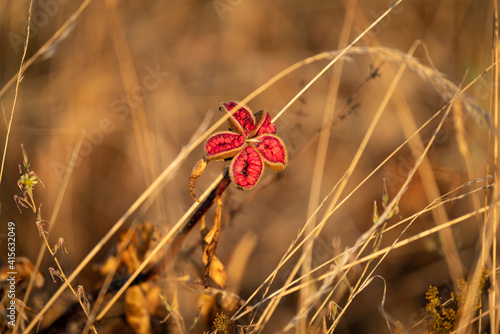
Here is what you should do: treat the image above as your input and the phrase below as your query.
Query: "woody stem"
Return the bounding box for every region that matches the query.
[41,169,232,332]
[111,168,231,290]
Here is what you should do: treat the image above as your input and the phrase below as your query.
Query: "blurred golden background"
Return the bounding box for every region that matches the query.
[0,0,496,332]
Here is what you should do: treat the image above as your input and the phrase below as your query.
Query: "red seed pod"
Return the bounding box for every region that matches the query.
[221,101,256,137]
[230,146,264,190]
[205,132,245,161]
[189,101,289,196]
[252,134,288,171]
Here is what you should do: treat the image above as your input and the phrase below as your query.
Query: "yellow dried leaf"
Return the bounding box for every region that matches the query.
[125,285,151,334]
[201,197,227,287]
[207,254,227,288]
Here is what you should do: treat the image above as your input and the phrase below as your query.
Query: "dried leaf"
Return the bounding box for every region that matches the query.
[202,197,227,288]
[206,255,227,288]
[125,285,151,334]
[189,157,207,201]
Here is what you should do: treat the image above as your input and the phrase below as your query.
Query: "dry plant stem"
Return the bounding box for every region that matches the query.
[244,3,407,331]
[492,3,499,330]
[105,1,159,189]
[94,169,231,322]
[236,51,492,330]
[16,135,98,333]
[0,0,93,101]
[300,2,355,331]
[0,0,33,187]
[292,41,416,333]
[458,3,500,332]
[391,49,465,285]
[453,90,484,224]
[82,216,145,334]
[242,178,494,321]
[233,64,382,213]
[234,107,442,322]
[20,40,351,333]
[242,205,490,321]
[271,0,406,125]
[44,236,97,333]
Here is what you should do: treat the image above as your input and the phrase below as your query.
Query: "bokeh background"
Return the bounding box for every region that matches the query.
[0,0,496,332]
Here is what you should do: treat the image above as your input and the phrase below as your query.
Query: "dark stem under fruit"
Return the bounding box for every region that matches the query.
[40,168,232,332]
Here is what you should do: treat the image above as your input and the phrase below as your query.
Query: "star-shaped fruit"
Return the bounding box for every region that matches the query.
[189,101,288,200]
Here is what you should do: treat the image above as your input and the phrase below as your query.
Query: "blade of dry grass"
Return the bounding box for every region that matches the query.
[21,34,400,333]
[393,55,465,287]
[492,2,499,330]
[352,0,468,292]
[93,171,229,322]
[457,1,500,332]
[77,2,410,328]
[0,0,33,188]
[238,202,488,329]
[241,4,408,332]
[287,41,416,332]
[299,1,355,332]
[105,0,158,188]
[233,54,494,331]
[0,0,92,102]
[16,133,87,334]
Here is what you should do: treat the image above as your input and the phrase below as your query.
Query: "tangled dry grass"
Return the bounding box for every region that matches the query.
[1,0,499,333]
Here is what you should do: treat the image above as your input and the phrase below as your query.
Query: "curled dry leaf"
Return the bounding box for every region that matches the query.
[125,286,152,334]
[93,222,163,333]
[201,197,227,288]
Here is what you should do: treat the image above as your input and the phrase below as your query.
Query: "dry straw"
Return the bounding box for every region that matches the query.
[4,0,499,332]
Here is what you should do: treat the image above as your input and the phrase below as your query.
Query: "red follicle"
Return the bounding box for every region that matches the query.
[205,132,244,157]
[191,101,288,195]
[231,146,263,190]
[254,135,286,165]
